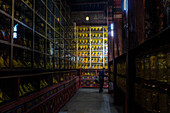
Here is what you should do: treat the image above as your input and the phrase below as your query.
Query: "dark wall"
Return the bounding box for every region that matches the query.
[71,11,107,26]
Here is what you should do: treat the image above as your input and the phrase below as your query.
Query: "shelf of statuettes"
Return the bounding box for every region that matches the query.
[0,0,75,70]
[117,76,126,93]
[79,58,90,63]
[134,51,170,113]
[91,45,103,50]
[81,70,96,76]
[91,58,103,63]
[78,33,108,39]
[91,64,103,69]
[78,52,103,57]
[79,58,103,63]
[91,33,103,37]
[136,52,169,83]
[78,27,90,32]
[78,39,104,45]
[117,62,127,75]
[78,45,90,50]
[78,45,103,51]
[78,36,103,40]
[91,26,108,32]
[115,59,127,93]
[0,70,77,106]
[0,45,74,70]
[0,0,71,36]
[91,27,103,32]
[78,64,90,69]
[134,82,168,113]
[91,27,107,33]
[78,26,108,32]
[0,45,76,70]
[78,33,90,38]
[78,64,103,69]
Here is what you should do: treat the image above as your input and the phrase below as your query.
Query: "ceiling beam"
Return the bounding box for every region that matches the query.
[70,1,108,5]
[71,11,105,14]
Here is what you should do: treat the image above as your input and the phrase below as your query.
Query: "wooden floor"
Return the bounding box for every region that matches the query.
[59,88,119,113]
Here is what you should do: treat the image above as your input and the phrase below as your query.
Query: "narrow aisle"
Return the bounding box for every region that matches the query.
[59,88,118,113]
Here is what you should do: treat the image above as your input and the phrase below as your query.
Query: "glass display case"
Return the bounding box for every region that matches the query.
[55,19,60,33]
[64,60,70,69]
[35,14,46,36]
[47,0,54,13]
[55,33,60,45]
[60,59,64,69]
[134,49,169,112]
[54,57,59,69]
[13,22,33,49]
[47,25,54,41]
[34,52,45,69]
[0,0,12,15]
[46,55,53,69]
[0,0,75,71]
[77,26,108,69]
[13,47,32,69]
[0,0,79,112]
[15,0,33,28]
[60,49,64,58]
[35,0,46,19]
[35,33,45,53]
[47,10,54,27]
[114,56,127,94]
[61,15,65,27]
[60,38,64,48]
[54,45,59,57]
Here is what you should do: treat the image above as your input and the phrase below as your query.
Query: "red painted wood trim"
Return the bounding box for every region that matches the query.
[0,76,79,112]
[26,82,78,113]
[55,88,78,113]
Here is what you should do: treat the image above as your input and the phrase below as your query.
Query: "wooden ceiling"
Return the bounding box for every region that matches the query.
[67,0,109,25]
[68,0,107,3]
[67,0,108,11]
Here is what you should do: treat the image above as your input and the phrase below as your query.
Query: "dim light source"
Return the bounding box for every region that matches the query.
[86,16,89,21]
[57,17,60,22]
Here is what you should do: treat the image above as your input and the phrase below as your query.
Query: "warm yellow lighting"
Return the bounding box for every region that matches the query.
[86,16,89,21]
[57,17,60,22]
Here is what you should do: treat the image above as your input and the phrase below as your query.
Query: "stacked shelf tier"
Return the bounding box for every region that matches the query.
[77,26,108,69]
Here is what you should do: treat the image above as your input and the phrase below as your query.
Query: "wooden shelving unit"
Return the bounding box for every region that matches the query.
[76,26,108,69]
[0,70,79,113]
[110,0,170,112]
[0,0,77,71]
[113,27,170,113]
[0,0,78,112]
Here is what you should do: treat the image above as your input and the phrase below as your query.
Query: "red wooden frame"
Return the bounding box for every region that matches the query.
[0,76,79,113]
